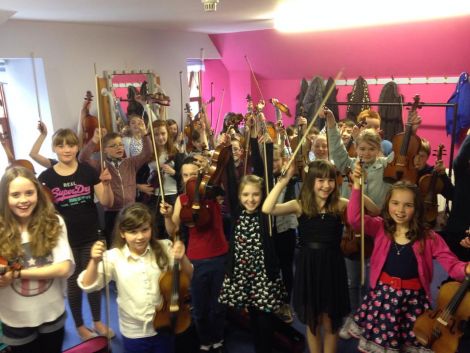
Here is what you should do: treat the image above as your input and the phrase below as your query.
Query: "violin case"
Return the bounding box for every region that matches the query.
[62,336,110,353]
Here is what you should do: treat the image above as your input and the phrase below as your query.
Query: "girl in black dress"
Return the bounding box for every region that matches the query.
[263,159,350,353]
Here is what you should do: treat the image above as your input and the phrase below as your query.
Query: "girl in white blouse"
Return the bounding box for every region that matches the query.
[78,203,192,353]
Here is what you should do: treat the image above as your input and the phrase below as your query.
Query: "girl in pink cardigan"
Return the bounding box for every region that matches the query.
[346,163,470,353]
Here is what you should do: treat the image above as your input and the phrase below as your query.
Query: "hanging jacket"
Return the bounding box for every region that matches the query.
[379,81,404,141]
[347,76,370,122]
[446,72,470,140]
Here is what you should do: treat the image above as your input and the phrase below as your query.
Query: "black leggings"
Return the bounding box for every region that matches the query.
[10,326,64,353]
[248,307,275,353]
[68,244,102,327]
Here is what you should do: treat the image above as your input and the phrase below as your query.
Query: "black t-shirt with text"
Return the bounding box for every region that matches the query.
[39,163,101,247]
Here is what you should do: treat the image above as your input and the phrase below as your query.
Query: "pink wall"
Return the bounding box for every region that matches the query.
[206,16,470,165]
[201,59,232,131]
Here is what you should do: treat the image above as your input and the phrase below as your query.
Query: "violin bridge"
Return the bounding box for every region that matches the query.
[169,304,180,312]
[436,317,448,326]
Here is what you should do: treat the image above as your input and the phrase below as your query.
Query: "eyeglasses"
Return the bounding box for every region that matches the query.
[106,143,124,149]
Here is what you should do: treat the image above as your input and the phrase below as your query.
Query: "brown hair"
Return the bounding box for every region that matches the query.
[52,128,79,147]
[102,132,122,148]
[381,181,428,244]
[152,120,177,157]
[112,203,169,270]
[0,167,62,259]
[342,119,356,129]
[298,159,341,218]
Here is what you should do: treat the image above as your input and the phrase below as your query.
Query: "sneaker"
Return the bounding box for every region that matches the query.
[276,304,294,324]
[339,316,353,340]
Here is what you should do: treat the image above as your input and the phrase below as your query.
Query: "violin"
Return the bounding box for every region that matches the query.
[153,232,191,334]
[179,172,212,230]
[269,98,291,117]
[0,256,22,276]
[418,144,446,229]
[383,95,422,183]
[287,108,309,180]
[183,103,195,152]
[271,98,292,157]
[180,141,233,229]
[81,91,100,152]
[414,276,470,353]
[0,131,36,173]
[141,80,171,106]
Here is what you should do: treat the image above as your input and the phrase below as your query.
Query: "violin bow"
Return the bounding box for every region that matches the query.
[210,82,214,126]
[94,67,105,171]
[97,230,112,352]
[281,70,343,176]
[145,103,166,204]
[179,71,184,130]
[30,52,42,123]
[245,56,273,235]
[214,89,225,135]
[359,158,366,286]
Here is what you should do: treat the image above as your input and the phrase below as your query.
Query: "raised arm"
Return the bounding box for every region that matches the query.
[94,168,114,208]
[262,164,301,216]
[29,121,52,168]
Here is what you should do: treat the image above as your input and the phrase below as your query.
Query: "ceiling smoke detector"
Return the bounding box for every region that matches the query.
[202,0,219,12]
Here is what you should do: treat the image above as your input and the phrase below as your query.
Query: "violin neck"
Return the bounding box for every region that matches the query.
[445,277,470,316]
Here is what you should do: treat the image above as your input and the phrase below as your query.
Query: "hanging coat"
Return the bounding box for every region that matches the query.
[379,81,404,142]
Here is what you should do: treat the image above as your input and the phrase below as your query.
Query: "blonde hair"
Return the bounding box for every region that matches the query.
[419,138,431,156]
[238,175,264,199]
[112,203,169,270]
[0,167,62,259]
[299,160,341,218]
[355,128,382,151]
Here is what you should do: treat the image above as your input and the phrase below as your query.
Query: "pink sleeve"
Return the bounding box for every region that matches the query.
[347,188,383,237]
[430,231,467,281]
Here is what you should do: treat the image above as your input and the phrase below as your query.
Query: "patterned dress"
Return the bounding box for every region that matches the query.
[219,211,286,312]
[348,242,433,353]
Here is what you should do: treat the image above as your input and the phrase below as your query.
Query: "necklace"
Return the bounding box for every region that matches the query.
[393,242,408,256]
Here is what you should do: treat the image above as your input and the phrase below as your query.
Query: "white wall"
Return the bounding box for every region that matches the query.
[0,57,53,173]
[0,20,220,133]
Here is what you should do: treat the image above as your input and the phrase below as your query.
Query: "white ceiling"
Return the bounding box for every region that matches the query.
[0,0,279,33]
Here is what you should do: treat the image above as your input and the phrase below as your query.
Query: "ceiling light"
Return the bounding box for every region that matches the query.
[274,0,470,32]
[202,0,219,12]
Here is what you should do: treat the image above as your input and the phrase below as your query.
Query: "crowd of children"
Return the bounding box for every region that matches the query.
[1,92,470,353]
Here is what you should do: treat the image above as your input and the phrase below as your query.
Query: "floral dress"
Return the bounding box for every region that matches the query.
[219,211,286,312]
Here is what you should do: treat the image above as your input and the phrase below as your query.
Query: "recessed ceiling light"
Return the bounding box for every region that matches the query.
[274,0,470,32]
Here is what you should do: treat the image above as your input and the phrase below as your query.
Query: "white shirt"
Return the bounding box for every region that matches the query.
[0,216,75,328]
[149,153,178,196]
[77,240,173,338]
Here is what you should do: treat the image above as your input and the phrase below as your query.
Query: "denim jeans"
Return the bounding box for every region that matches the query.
[122,332,174,353]
[345,258,370,312]
[190,254,227,346]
